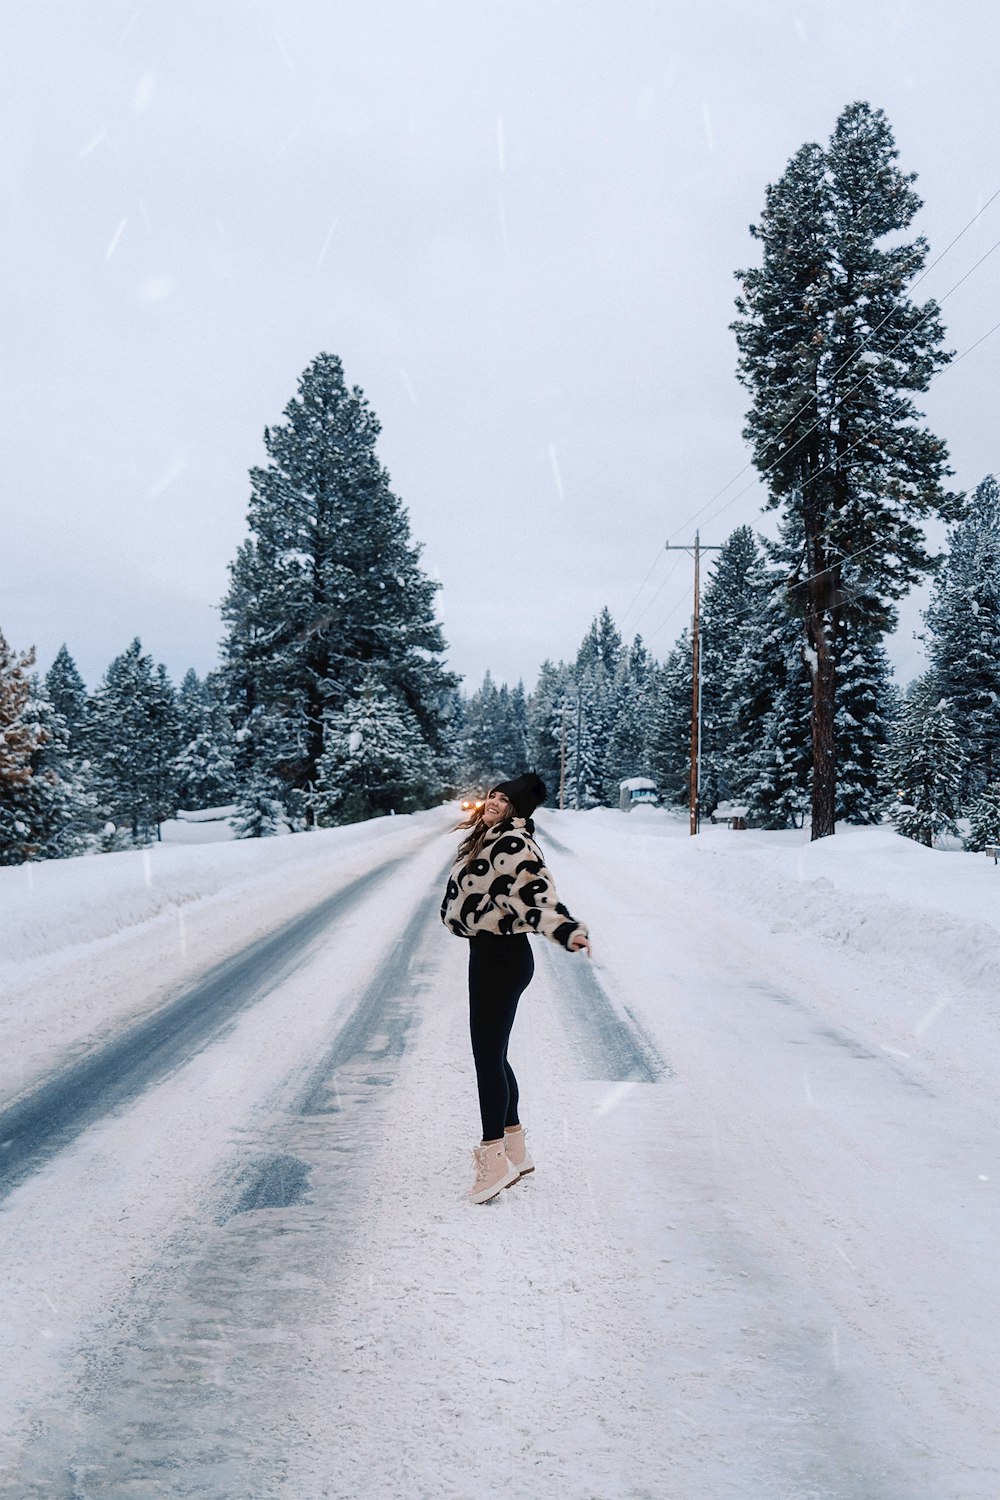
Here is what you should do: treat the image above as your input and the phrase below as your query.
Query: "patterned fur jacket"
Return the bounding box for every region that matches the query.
[441,816,589,949]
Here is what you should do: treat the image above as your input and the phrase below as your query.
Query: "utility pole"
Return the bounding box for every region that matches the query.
[664,533,723,835]
[558,703,567,810]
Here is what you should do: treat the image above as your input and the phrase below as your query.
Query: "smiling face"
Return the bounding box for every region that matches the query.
[481,789,511,827]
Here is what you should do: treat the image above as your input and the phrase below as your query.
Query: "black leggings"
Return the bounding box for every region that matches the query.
[468,933,535,1142]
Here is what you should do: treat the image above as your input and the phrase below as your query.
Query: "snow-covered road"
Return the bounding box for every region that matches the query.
[2,808,997,1498]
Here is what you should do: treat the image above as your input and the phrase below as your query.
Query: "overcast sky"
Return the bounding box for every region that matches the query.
[2,0,998,696]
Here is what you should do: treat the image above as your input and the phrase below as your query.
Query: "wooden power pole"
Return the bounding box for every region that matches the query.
[558,703,567,810]
[665,533,723,835]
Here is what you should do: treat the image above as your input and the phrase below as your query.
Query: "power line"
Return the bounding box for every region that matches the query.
[630,557,683,632]
[672,193,1000,541]
[680,229,1000,546]
[618,546,668,630]
[644,311,1000,647]
[618,187,1000,637]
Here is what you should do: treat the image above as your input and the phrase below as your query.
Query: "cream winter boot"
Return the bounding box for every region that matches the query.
[504,1124,534,1176]
[468,1139,519,1203]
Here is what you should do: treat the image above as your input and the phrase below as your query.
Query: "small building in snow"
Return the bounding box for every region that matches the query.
[619,776,659,813]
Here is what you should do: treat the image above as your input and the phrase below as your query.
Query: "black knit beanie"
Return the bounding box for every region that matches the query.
[490,773,547,820]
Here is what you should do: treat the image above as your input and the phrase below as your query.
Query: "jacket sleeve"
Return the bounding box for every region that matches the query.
[497,836,589,949]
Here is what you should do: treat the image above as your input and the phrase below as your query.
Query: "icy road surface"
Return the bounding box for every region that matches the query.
[1,807,997,1498]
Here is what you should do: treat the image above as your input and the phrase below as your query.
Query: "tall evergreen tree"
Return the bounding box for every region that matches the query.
[221,352,454,829]
[15,677,98,859]
[527,660,574,802]
[924,474,1000,798]
[733,101,959,839]
[173,669,238,809]
[315,671,437,825]
[834,621,895,823]
[699,526,762,812]
[884,677,964,847]
[88,639,183,843]
[462,671,502,787]
[566,668,606,810]
[0,631,49,863]
[576,606,622,678]
[44,645,89,751]
[645,633,693,807]
[722,531,813,829]
[603,635,656,801]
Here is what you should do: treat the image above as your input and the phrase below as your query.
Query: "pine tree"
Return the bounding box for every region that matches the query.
[884,677,964,846]
[315,671,436,825]
[88,639,183,843]
[733,102,959,839]
[435,685,466,798]
[645,633,693,807]
[964,781,1000,853]
[220,353,454,829]
[462,671,501,787]
[44,645,89,751]
[834,620,894,823]
[173,669,238,809]
[925,474,1000,798]
[603,635,656,802]
[576,606,623,678]
[699,526,762,812]
[565,668,606,809]
[722,533,813,829]
[527,660,574,801]
[15,677,98,859]
[0,631,49,863]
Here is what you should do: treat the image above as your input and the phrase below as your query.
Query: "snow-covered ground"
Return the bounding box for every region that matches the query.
[1,808,997,1497]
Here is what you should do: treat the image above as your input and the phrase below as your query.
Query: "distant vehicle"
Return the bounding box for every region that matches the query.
[460,795,485,813]
[619,776,659,813]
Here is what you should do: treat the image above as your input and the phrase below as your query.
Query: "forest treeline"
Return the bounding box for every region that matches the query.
[3,100,1000,862]
[4,471,999,861]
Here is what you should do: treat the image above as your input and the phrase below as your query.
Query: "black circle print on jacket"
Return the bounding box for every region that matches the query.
[441,818,588,950]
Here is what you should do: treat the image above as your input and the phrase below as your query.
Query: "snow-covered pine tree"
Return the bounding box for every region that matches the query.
[527,660,574,800]
[884,676,964,846]
[645,633,693,807]
[576,606,623,679]
[88,639,183,843]
[13,676,99,859]
[221,353,454,830]
[566,667,606,809]
[834,620,895,823]
[964,781,1000,853]
[44,644,89,752]
[490,682,529,781]
[462,671,501,787]
[315,671,436,825]
[924,474,1000,799]
[435,685,466,798]
[173,669,238,810]
[570,610,623,804]
[699,526,761,813]
[733,102,959,840]
[0,631,49,863]
[722,533,813,829]
[602,635,656,802]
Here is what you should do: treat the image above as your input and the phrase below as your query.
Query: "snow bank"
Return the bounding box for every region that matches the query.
[540,809,1000,1000]
[0,808,449,974]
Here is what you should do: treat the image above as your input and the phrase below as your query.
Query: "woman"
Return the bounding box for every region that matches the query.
[441,772,591,1203]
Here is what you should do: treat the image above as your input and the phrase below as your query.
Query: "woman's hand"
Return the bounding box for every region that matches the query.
[568,931,592,958]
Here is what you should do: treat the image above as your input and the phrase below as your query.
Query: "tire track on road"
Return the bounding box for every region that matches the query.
[535,817,669,1083]
[539,941,669,1083]
[0,847,429,1203]
[16,870,452,1497]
